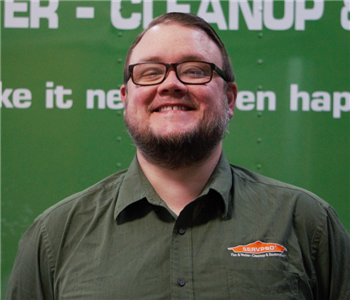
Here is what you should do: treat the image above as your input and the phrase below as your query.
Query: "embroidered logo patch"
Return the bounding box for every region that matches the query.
[228,241,287,258]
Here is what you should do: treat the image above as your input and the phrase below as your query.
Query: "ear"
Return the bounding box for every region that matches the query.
[226,82,237,119]
[120,84,127,105]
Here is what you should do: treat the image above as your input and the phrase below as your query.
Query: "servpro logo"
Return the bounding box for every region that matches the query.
[228,241,287,258]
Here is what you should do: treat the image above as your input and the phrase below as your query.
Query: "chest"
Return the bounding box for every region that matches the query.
[53,212,310,300]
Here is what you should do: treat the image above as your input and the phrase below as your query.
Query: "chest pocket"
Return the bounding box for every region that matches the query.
[228,269,300,299]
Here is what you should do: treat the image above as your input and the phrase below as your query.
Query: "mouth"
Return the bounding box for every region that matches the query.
[157,105,192,112]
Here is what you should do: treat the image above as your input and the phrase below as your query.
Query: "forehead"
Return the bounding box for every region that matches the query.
[129,23,223,67]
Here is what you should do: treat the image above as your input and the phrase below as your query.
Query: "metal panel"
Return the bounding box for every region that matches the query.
[1,0,349,296]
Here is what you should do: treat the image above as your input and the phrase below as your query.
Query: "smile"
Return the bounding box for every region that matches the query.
[157,105,192,112]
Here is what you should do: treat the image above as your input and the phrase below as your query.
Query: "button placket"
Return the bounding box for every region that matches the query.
[170,218,193,298]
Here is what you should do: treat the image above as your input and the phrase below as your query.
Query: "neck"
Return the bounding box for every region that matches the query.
[137,143,222,215]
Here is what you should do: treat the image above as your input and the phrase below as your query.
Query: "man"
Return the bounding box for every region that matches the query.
[6,12,350,300]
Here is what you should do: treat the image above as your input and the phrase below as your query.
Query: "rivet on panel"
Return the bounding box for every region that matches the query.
[258,32,264,38]
[118,31,123,37]
[117,58,123,64]
[258,85,263,91]
[116,163,122,168]
[257,112,263,117]
[116,136,122,142]
[257,138,262,143]
[257,59,263,65]
[256,164,262,170]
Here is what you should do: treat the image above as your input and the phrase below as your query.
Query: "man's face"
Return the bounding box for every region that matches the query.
[121,23,236,168]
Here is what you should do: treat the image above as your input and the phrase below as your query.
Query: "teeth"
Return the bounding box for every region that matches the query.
[159,106,189,112]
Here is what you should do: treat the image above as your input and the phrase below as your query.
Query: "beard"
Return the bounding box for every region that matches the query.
[124,96,230,170]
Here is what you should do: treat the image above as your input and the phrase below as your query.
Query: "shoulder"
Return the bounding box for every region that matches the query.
[25,169,129,263]
[37,169,128,225]
[231,164,329,208]
[229,164,332,233]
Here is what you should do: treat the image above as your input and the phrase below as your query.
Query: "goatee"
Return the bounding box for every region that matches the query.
[124,97,230,170]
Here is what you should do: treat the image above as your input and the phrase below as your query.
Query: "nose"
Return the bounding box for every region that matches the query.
[157,68,187,95]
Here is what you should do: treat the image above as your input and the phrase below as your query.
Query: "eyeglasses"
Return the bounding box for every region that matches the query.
[128,61,228,86]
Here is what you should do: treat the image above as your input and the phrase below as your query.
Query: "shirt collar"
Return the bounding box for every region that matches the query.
[114,152,233,221]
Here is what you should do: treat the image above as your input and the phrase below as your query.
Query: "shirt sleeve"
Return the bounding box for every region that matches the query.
[5,217,55,300]
[314,206,350,300]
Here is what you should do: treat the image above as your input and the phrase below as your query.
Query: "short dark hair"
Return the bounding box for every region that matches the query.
[123,12,235,86]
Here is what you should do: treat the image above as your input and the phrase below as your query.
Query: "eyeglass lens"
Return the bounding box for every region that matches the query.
[132,62,212,85]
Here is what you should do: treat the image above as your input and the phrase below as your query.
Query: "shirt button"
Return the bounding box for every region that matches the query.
[178,227,186,235]
[177,278,186,287]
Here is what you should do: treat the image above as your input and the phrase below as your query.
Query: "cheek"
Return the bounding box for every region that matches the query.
[124,93,151,119]
[202,95,227,120]
[131,86,157,105]
[198,90,223,110]
[124,94,144,113]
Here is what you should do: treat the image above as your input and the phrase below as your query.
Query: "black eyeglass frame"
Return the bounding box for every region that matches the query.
[128,61,228,86]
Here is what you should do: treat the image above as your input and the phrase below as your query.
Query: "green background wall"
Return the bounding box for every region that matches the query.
[1,0,349,297]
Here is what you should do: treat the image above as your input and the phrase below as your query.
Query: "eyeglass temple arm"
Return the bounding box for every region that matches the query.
[214,65,228,82]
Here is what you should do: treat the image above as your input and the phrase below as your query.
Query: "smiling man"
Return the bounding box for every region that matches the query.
[6,13,350,300]
[120,15,236,215]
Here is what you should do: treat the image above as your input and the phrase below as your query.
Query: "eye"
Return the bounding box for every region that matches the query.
[183,68,206,77]
[179,63,211,79]
[133,64,165,83]
[139,67,164,78]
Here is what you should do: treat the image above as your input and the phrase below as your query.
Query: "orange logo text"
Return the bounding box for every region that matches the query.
[228,241,287,254]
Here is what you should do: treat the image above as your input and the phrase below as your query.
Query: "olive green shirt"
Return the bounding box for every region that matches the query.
[6,154,350,299]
